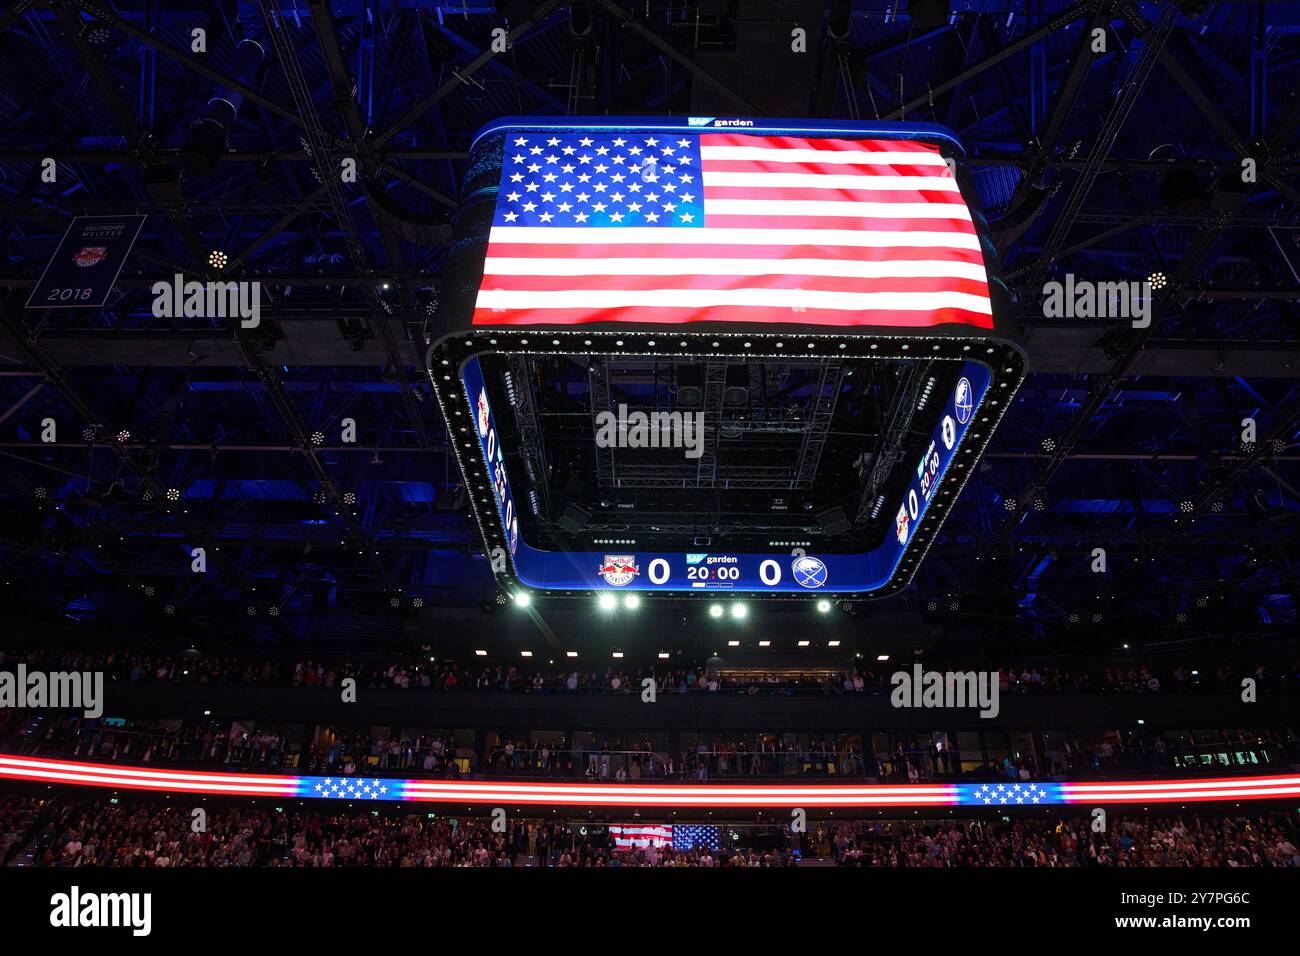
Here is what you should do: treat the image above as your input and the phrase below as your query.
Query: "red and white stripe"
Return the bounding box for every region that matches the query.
[0,754,299,797]
[473,134,992,329]
[609,824,673,847]
[1062,773,1300,804]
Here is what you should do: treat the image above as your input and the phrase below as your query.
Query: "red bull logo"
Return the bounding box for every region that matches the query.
[598,555,639,587]
[73,246,107,267]
[895,504,910,545]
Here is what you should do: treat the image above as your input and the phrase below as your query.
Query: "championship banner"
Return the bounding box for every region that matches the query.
[26,214,146,309]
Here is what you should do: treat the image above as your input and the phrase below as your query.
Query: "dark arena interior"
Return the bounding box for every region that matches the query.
[0,0,1298,937]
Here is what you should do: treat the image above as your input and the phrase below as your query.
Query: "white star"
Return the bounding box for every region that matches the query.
[627,182,641,192]
[679,173,694,183]
[612,137,626,147]
[561,163,575,174]
[645,137,658,146]
[506,191,521,202]
[509,172,524,183]
[578,136,593,147]
[611,172,625,183]
[680,192,694,203]
[593,163,608,174]
[644,211,659,222]
[679,212,694,223]
[562,145,576,155]
[577,173,591,183]
[595,146,609,156]
[578,154,592,165]
[627,202,642,212]
[525,182,539,192]
[511,153,525,164]
[527,162,541,174]
[645,192,659,203]
[529,145,543,155]
[544,154,559,165]
[559,182,574,192]
[558,202,572,213]
[543,172,558,182]
[574,212,589,223]
[593,182,607,192]
[678,155,692,165]
[610,212,624,222]
[514,137,528,146]
[661,145,675,155]
[677,138,689,148]
[503,211,518,222]
[592,202,607,212]
[539,212,554,222]
[610,191,624,203]
[628,146,642,156]
[541,191,556,202]
[662,182,676,193]
[576,191,590,203]
[522,201,537,212]
[546,136,560,146]
[314,783,323,791]
[662,202,676,212]
[611,154,625,165]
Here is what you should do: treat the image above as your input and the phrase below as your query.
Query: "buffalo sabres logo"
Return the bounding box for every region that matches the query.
[597,555,639,587]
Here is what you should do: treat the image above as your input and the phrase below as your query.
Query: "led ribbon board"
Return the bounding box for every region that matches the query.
[4,755,1299,809]
[429,117,1027,597]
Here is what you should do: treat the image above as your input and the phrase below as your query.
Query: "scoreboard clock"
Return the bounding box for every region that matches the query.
[428,117,1026,599]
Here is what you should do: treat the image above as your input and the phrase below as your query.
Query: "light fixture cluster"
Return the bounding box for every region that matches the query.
[597,593,641,612]
[1148,271,1167,290]
[208,250,229,270]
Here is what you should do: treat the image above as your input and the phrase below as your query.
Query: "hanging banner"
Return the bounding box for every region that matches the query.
[26,214,146,309]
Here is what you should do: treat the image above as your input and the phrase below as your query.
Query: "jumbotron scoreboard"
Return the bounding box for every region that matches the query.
[428,116,1026,599]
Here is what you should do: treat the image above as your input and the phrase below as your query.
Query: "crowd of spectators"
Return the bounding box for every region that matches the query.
[4,794,1296,867]
[2,647,1295,698]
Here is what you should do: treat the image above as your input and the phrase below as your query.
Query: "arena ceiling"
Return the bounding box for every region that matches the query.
[0,0,1296,651]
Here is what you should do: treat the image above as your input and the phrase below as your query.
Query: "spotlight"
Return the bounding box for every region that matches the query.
[116,429,131,443]
[513,591,531,608]
[1176,612,1188,623]
[728,640,740,647]
[343,491,357,506]
[827,640,841,647]
[567,651,579,658]
[948,601,960,612]
[798,640,810,647]
[164,604,175,615]
[1210,500,1224,513]
[816,599,831,614]
[611,651,624,659]
[708,604,723,619]
[33,487,47,500]
[1179,500,1194,513]
[246,606,256,616]
[1033,498,1046,512]
[310,431,325,445]
[475,649,488,656]
[141,487,154,502]
[1041,438,1056,453]
[144,586,155,597]
[268,606,279,617]
[623,594,640,610]
[925,600,938,612]
[657,652,670,659]
[1068,613,1080,623]
[1003,498,1017,512]
[166,488,181,502]
[1195,596,1208,608]
[598,593,617,611]
[1148,271,1167,290]
[876,654,890,662]
[731,603,748,620]
[312,490,327,504]
[389,597,400,608]
[1091,613,1101,623]
[85,26,111,44]
[520,651,533,658]
[412,597,423,609]
[208,250,229,270]
[82,426,97,442]
[495,593,508,606]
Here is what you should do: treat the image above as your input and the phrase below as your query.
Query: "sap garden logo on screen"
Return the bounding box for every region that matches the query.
[475,387,518,556]
[687,116,754,128]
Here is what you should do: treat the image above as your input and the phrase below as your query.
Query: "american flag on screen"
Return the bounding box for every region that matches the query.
[608,823,723,850]
[473,130,992,329]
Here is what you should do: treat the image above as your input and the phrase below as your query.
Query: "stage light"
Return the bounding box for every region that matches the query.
[612,652,624,659]
[165,487,181,502]
[1068,613,1079,623]
[758,640,771,647]
[728,640,740,647]
[623,594,640,610]
[877,654,890,661]
[520,650,533,657]
[1041,438,1056,453]
[389,597,400,608]
[116,429,130,443]
[816,600,831,614]
[268,606,279,617]
[1179,500,1194,513]
[343,491,357,505]
[566,651,578,658]
[208,250,229,270]
[798,640,810,647]
[1003,497,1017,512]
[658,652,670,659]
[475,649,487,656]
[33,487,47,500]
[164,605,175,615]
[82,426,97,442]
[730,603,748,620]
[708,604,723,618]
[1148,271,1167,290]
[1032,498,1045,512]
[246,606,256,616]
[598,593,617,611]
[412,597,423,609]
[1176,612,1188,623]
[310,431,325,445]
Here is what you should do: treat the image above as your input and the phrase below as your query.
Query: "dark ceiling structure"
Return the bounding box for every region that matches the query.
[0,0,1296,652]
